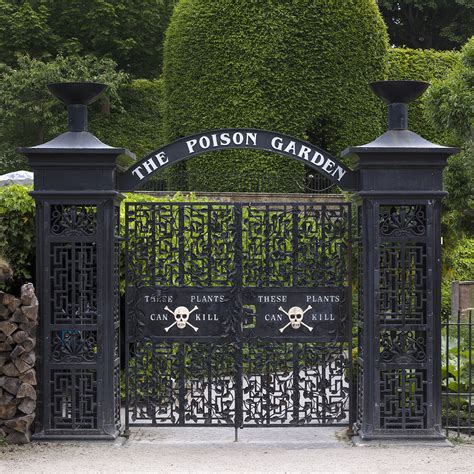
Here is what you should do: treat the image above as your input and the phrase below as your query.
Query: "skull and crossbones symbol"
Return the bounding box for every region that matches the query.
[164,305,199,332]
[278,305,313,333]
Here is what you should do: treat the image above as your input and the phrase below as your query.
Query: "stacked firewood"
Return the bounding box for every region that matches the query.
[0,283,38,443]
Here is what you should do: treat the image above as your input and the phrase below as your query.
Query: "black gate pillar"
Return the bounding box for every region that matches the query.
[18,83,130,439]
[342,81,459,440]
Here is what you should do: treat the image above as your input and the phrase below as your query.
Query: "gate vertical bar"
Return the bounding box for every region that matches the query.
[234,203,243,437]
[342,80,459,440]
[124,203,131,437]
[346,202,354,429]
[19,83,131,440]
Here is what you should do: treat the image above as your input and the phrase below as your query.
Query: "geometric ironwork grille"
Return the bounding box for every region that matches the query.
[125,202,352,430]
[45,203,100,433]
[39,200,122,435]
[357,202,432,434]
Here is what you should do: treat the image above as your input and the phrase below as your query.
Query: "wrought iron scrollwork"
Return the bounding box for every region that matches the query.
[379,205,426,237]
[380,331,426,363]
[125,201,352,427]
[51,330,97,362]
[50,204,97,236]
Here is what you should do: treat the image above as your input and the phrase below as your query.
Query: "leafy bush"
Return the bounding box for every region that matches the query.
[441,237,474,318]
[0,185,201,293]
[442,145,474,237]
[387,48,460,143]
[442,327,474,400]
[162,0,388,192]
[424,36,474,145]
[0,185,35,292]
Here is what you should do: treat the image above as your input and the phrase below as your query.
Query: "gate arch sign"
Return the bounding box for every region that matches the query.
[118,128,357,191]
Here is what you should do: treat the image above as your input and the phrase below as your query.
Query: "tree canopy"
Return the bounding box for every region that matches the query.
[0,54,128,173]
[0,0,177,77]
[425,37,474,236]
[378,0,474,50]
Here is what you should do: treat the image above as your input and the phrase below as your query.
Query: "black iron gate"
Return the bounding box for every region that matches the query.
[124,201,353,431]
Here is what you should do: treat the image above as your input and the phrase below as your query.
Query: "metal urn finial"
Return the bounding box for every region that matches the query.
[47,82,107,132]
[370,80,429,130]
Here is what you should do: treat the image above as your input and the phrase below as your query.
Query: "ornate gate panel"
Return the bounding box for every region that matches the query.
[124,202,352,430]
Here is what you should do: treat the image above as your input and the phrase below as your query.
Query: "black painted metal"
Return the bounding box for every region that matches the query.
[18,83,126,440]
[442,310,473,438]
[343,80,459,439]
[370,80,429,131]
[124,202,353,428]
[118,129,357,192]
[17,80,459,442]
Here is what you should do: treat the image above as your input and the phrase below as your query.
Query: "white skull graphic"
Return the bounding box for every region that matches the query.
[279,304,313,333]
[288,306,304,329]
[164,305,199,332]
[174,306,190,329]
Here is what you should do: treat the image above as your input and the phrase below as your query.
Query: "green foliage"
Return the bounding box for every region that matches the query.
[0,0,178,78]
[425,37,474,144]
[387,47,460,143]
[378,0,474,50]
[162,0,388,192]
[91,79,164,163]
[0,142,25,175]
[0,185,35,291]
[0,1,52,65]
[0,185,201,295]
[0,54,128,174]
[442,145,474,236]
[441,237,474,317]
[0,54,128,144]
[442,327,474,407]
[423,38,474,240]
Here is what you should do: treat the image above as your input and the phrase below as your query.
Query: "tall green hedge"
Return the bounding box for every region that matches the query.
[91,79,163,164]
[162,0,388,192]
[387,48,460,143]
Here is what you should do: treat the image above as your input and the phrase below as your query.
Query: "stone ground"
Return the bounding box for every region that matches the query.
[1,427,473,473]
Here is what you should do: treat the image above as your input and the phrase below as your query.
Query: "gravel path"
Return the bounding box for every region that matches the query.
[1,427,473,473]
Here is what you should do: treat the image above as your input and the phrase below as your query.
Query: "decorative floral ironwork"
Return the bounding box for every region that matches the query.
[242,342,349,425]
[51,330,97,362]
[380,331,426,363]
[379,205,426,237]
[128,341,236,425]
[50,205,97,236]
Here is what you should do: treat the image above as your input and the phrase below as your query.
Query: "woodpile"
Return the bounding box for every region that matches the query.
[0,283,37,444]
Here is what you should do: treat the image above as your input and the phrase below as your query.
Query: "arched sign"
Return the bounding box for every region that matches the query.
[118,128,357,191]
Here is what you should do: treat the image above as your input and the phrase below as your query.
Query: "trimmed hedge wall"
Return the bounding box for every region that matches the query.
[387,48,460,143]
[162,0,388,192]
[90,79,163,164]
